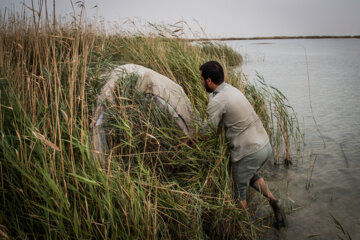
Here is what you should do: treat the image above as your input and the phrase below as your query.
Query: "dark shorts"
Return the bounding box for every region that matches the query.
[231,142,272,201]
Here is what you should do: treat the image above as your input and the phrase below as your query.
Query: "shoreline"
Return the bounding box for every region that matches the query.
[184,35,360,41]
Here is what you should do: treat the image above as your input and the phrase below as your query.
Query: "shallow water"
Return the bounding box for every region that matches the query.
[226,39,360,239]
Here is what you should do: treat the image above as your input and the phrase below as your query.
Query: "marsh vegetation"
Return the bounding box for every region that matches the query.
[0,5,301,239]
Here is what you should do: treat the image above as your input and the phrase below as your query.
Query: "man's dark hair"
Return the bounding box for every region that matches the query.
[199,61,224,84]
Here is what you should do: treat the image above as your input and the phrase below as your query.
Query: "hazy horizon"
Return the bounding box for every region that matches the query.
[1,0,360,38]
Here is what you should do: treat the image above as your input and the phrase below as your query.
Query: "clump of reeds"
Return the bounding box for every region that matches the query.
[198,42,243,66]
[245,74,302,165]
[0,4,300,239]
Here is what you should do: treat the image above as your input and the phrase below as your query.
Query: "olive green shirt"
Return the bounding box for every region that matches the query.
[206,82,269,162]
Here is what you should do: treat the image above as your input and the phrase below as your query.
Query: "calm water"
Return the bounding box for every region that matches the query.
[226,39,360,239]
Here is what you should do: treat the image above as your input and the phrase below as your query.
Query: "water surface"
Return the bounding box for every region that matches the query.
[226,39,360,239]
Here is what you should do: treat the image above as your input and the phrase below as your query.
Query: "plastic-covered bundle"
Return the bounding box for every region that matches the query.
[90,64,198,166]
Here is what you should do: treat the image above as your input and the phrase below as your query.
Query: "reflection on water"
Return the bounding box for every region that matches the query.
[226,39,360,239]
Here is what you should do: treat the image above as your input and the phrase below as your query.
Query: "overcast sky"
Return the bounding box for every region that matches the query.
[1,0,360,37]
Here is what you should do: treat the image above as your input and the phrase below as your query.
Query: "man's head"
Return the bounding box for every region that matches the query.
[199,61,224,93]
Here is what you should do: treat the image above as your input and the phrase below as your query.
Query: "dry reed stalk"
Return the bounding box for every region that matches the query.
[306,151,317,190]
[304,48,326,148]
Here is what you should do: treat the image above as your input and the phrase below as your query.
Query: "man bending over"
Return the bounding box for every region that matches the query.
[199,61,286,228]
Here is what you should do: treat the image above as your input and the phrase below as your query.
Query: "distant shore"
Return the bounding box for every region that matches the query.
[184,35,360,41]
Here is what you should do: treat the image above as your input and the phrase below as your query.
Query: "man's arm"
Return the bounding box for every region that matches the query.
[176,98,224,148]
[200,98,225,133]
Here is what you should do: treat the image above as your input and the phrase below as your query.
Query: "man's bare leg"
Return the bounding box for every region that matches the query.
[251,177,276,204]
[238,199,247,209]
[251,177,286,228]
[237,199,250,219]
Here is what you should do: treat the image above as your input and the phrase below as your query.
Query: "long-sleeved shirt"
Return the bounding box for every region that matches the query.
[206,82,269,162]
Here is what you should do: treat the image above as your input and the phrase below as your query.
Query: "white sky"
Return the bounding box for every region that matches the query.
[1,0,360,37]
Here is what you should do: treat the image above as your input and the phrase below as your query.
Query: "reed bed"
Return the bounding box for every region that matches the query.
[0,8,300,239]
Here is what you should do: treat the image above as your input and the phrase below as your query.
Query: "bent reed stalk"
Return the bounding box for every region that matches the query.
[0,6,300,239]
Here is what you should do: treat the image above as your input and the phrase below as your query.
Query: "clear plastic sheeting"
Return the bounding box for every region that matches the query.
[90,64,198,166]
